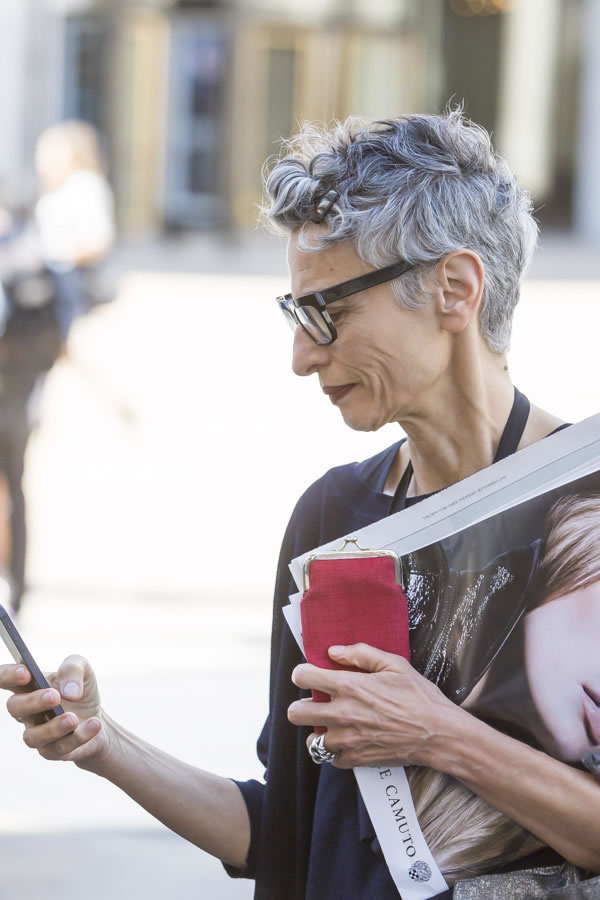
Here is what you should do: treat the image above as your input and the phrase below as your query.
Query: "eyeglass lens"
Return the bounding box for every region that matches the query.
[296,306,331,344]
[281,300,332,344]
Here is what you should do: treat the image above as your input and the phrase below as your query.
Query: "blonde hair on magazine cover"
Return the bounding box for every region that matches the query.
[407,767,542,883]
[535,493,600,603]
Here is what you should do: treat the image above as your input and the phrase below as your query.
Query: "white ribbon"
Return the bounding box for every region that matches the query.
[354,765,448,898]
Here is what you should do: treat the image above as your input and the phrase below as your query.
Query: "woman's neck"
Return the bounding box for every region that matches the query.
[382,325,565,499]
[397,351,516,497]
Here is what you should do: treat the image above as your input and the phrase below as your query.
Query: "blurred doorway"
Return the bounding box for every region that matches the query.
[442,1,503,135]
[63,15,110,135]
[163,19,231,229]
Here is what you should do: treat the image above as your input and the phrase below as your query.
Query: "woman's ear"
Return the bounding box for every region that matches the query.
[434,251,485,334]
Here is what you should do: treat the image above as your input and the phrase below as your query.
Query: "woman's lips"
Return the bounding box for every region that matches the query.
[582,687,600,745]
[323,384,355,405]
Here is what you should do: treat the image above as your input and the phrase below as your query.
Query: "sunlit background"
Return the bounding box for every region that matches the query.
[0,0,598,897]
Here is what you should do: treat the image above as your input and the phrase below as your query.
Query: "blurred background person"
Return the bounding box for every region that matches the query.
[0,120,116,617]
[34,120,116,326]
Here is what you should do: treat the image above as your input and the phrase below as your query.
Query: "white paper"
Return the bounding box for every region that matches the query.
[282,602,303,654]
[289,412,600,592]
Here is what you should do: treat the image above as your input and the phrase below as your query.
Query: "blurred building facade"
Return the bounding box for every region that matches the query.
[2,0,599,240]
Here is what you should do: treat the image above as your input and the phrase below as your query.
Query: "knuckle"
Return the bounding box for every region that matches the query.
[62,654,87,669]
[332,734,349,756]
[336,672,354,694]
[339,674,362,701]
[335,702,357,729]
[6,693,29,718]
[59,655,88,683]
[22,728,35,749]
[52,738,69,758]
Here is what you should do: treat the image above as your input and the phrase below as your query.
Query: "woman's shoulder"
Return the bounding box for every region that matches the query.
[518,405,568,450]
[301,440,403,502]
[287,440,402,532]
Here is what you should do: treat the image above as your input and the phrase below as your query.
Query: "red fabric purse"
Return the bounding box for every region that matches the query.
[300,540,410,719]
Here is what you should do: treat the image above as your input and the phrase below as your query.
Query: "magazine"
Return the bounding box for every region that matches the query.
[285,412,600,764]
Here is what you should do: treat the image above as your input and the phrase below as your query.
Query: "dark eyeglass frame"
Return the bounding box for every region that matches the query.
[276,259,416,345]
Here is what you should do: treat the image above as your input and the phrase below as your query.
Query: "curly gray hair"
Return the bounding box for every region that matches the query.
[262,108,538,354]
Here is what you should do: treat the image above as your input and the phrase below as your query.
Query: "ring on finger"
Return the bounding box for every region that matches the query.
[309,733,340,765]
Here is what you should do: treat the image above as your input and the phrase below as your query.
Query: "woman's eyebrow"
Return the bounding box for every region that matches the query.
[326,298,350,311]
[330,293,361,309]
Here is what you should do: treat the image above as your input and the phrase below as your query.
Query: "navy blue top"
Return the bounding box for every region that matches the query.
[228,389,565,899]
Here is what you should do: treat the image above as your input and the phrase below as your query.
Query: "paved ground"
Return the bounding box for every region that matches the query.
[0,230,598,899]
[0,830,252,900]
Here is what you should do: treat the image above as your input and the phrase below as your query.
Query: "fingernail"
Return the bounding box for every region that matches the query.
[15,666,26,680]
[43,690,56,704]
[329,646,345,655]
[86,717,99,731]
[62,683,79,700]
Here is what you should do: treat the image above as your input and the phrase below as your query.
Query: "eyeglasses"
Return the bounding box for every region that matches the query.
[276,259,416,345]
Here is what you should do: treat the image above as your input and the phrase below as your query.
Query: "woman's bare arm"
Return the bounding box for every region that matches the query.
[87,712,251,869]
[1,660,251,870]
[430,701,600,871]
[288,644,600,871]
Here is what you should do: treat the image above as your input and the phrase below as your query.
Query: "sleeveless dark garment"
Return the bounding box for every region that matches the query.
[228,387,569,899]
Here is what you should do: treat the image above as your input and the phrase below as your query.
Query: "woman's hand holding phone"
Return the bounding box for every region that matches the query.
[0,656,109,768]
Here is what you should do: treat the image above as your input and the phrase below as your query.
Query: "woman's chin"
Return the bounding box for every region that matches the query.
[340,408,384,433]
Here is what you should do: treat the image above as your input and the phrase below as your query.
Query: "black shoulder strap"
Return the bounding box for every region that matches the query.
[493,387,530,463]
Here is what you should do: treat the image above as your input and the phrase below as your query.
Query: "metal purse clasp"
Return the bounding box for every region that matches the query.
[302,536,405,591]
[335,536,367,552]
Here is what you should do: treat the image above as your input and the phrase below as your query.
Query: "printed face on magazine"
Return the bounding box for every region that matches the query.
[525,581,600,761]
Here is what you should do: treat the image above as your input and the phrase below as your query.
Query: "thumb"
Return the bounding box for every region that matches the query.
[57,654,92,701]
[328,643,404,673]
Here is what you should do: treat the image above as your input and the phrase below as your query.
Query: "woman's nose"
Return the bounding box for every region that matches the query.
[291,326,330,377]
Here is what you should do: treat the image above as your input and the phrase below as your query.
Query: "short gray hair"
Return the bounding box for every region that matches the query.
[262,108,538,353]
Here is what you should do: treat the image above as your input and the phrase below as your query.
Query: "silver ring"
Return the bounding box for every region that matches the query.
[309,733,340,765]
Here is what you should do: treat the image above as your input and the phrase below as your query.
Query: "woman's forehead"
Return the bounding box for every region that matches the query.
[287,230,367,295]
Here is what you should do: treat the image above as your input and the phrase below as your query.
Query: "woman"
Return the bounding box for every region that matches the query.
[1,110,599,899]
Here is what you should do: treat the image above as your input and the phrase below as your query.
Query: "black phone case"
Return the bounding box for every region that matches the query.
[0,604,65,720]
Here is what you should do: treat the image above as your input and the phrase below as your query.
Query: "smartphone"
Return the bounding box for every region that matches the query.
[0,603,66,720]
